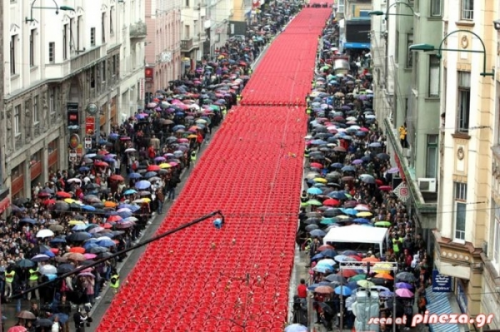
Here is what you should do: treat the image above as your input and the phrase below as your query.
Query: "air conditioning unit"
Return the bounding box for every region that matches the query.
[418,178,437,193]
[482,241,488,257]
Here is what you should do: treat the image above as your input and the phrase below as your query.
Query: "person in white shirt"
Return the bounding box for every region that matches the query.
[51,315,61,332]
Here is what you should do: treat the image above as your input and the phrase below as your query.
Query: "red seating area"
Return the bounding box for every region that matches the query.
[240,8,332,107]
[97,8,332,332]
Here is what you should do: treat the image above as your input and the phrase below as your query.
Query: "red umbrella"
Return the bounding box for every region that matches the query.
[147,165,160,171]
[348,255,362,261]
[56,191,72,198]
[338,270,358,278]
[102,223,113,229]
[42,199,56,205]
[375,179,384,185]
[107,215,122,222]
[379,185,392,191]
[70,247,86,254]
[109,174,125,182]
[38,192,51,198]
[318,245,335,251]
[94,161,109,167]
[323,199,340,207]
[310,162,323,169]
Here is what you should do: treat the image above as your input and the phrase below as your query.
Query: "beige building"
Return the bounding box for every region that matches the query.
[433,0,500,328]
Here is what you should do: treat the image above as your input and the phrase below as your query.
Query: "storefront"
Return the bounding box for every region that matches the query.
[110,97,117,126]
[11,163,25,199]
[30,150,43,189]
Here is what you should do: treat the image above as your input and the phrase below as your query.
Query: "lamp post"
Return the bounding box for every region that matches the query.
[409,29,495,77]
[25,0,74,23]
[368,1,415,20]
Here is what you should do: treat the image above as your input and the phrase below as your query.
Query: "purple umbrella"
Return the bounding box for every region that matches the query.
[387,167,399,174]
[395,282,413,289]
[351,159,363,165]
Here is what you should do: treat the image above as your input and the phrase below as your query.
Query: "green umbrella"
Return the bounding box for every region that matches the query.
[306,199,322,206]
[320,218,336,225]
[209,105,220,111]
[350,274,367,282]
[374,221,391,227]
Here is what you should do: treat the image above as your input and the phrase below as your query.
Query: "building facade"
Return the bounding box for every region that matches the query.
[436,0,500,328]
[3,0,145,202]
[371,0,440,248]
[0,0,8,213]
[180,0,233,65]
[144,0,182,96]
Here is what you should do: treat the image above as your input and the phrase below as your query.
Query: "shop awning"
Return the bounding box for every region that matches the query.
[425,286,460,332]
[344,42,370,49]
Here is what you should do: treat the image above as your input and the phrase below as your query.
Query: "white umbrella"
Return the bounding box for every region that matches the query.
[36,229,54,238]
[40,265,57,275]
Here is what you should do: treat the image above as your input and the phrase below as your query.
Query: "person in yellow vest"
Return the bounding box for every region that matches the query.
[5,266,16,298]
[221,106,227,118]
[110,270,120,294]
[190,150,197,164]
[248,68,253,75]
[27,267,40,301]
[399,122,408,148]
[236,94,242,104]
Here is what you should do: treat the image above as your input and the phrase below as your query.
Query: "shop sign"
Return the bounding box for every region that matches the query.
[69,134,80,149]
[456,280,468,313]
[432,269,452,292]
[85,117,95,135]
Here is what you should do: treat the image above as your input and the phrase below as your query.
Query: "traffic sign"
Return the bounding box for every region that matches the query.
[69,152,77,163]
[393,182,409,202]
[84,136,92,149]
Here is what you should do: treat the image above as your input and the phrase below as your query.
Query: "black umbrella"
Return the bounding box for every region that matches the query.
[54,201,70,211]
[57,264,75,274]
[305,224,319,232]
[66,232,91,242]
[325,274,347,284]
[13,198,29,206]
[396,272,416,283]
[17,259,35,268]
[376,153,390,160]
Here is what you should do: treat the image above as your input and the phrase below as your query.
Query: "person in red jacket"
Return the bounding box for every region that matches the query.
[297,279,307,299]
[147,145,156,160]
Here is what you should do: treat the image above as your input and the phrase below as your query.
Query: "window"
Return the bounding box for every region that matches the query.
[102,61,106,81]
[184,25,190,39]
[494,204,500,264]
[63,24,68,60]
[430,0,442,16]
[337,0,345,13]
[395,31,399,64]
[14,105,21,136]
[102,13,106,43]
[185,0,189,6]
[10,35,17,75]
[48,42,55,63]
[412,52,419,87]
[454,182,467,240]
[426,135,438,178]
[91,27,96,46]
[77,16,82,50]
[33,96,39,124]
[30,29,36,67]
[461,0,473,20]
[457,71,471,132]
[429,55,440,96]
[406,34,414,68]
[49,88,56,115]
[110,8,114,35]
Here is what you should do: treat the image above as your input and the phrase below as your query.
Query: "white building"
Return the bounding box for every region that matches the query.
[3,0,145,201]
[180,0,233,64]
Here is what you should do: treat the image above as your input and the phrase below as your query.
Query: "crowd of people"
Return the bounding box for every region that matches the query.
[1,2,305,332]
[292,14,430,332]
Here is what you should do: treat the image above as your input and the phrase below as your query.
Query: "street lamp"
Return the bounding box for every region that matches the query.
[25,0,75,23]
[368,2,414,20]
[409,29,495,77]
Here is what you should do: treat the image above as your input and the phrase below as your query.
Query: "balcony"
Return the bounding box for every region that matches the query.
[181,38,197,52]
[71,47,103,73]
[130,21,147,40]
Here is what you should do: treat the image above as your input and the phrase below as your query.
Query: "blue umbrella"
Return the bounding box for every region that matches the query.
[144,172,157,178]
[20,217,37,224]
[82,205,96,211]
[311,139,327,145]
[321,249,337,258]
[353,218,370,224]
[334,255,352,262]
[314,265,333,273]
[341,208,358,216]
[328,191,347,200]
[43,250,55,258]
[97,238,116,247]
[72,224,87,231]
[128,173,142,179]
[369,142,382,148]
[311,253,325,261]
[307,187,323,195]
[341,165,355,172]
[135,180,151,190]
[50,237,66,244]
[53,313,69,324]
[309,229,326,237]
[123,189,137,195]
[79,166,90,172]
[346,281,359,290]
[380,290,395,298]
[334,286,352,296]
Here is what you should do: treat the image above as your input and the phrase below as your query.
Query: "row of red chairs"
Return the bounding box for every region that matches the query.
[97,8,318,331]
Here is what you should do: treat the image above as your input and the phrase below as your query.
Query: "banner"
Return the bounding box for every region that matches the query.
[432,269,452,293]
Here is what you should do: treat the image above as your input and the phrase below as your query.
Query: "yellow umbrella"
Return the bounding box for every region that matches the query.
[142,198,151,203]
[188,134,197,139]
[356,212,372,217]
[357,280,375,288]
[64,198,77,204]
[337,215,351,220]
[159,163,171,169]
[314,178,327,183]
[373,263,393,274]
[68,220,84,225]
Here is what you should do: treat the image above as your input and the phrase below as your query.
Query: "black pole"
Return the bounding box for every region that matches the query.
[11,210,224,299]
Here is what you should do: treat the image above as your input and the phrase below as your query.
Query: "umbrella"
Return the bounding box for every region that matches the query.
[57,264,75,274]
[135,180,151,190]
[334,286,352,296]
[315,285,334,294]
[35,319,53,327]
[285,324,308,332]
[36,229,55,238]
[8,327,28,332]
[325,274,346,284]
[31,254,50,262]
[307,187,323,195]
[395,288,414,298]
[396,272,416,282]
[380,290,395,298]
[17,259,35,268]
[395,282,413,289]
[357,280,375,288]
[67,232,92,242]
[305,199,322,206]
[40,265,57,275]
[17,311,36,320]
[309,229,326,237]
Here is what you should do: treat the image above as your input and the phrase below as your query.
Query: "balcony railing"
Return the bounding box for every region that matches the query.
[130,21,147,39]
[71,47,102,73]
[181,39,194,52]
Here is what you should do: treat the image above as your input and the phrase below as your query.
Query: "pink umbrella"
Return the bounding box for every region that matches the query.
[89,226,105,234]
[395,288,414,298]
[8,327,28,332]
[83,253,97,260]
